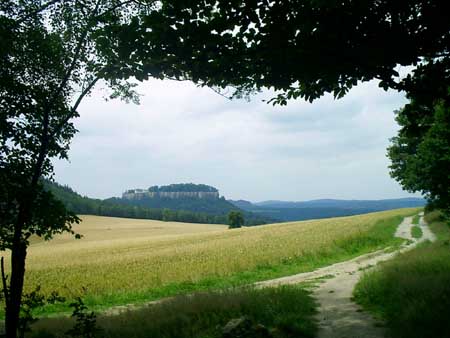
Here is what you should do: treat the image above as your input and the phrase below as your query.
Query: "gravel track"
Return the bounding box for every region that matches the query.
[259,213,435,338]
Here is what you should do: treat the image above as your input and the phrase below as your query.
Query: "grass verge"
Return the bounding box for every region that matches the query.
[22,214,408,318]
[353,210,450,338]
[410,225,423,239]
[30,286,317,338]
[412,214,420,225]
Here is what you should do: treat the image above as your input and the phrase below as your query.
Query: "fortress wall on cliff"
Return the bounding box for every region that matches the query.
[122,190,220,200]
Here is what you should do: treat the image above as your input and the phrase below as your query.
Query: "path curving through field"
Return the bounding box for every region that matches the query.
[103,213,433,323]
[0,212,434,337]
[258,213,435,338]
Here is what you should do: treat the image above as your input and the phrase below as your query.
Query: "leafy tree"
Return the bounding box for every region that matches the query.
[0,2,136,334]
[0,1,245,336]
[388,61,450,216]
[228,211,244,229]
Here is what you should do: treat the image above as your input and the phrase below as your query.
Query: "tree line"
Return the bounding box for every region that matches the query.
[116,194,236,215]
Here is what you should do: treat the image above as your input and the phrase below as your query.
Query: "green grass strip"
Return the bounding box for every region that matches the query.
[411,225,423,239]
[354,211,450,338]
[26,286,320,338]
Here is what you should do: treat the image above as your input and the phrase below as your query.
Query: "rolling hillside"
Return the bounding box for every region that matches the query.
[3,208,419,316]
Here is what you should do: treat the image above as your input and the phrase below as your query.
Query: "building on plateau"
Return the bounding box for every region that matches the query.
[122,184,220,200]
[122,189,148,200]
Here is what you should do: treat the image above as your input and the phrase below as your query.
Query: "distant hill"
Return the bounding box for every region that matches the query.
[230,200,255,210]
[229,198,426,222]
[44,181,270,226]
[255,198,426,209]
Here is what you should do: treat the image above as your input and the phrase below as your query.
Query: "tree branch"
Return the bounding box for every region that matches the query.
[95,0,137,18]
[48,0,102,106]
[209,87,233,100]
[431,52,450,58]
[15,0,63,24]
[51,76,100,139]
[15,0,154,24]
[72,77,100,113]
[31,106,50,186]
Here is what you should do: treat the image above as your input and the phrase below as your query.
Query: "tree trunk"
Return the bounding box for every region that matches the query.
[4,240,27,338]
[4,108,48,338]
[4,194,34,338]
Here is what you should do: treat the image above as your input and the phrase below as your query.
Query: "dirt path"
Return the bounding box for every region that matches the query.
[418,212,436,242]
[258,213,435,338]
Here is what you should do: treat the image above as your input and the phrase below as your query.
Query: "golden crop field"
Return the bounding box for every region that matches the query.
[2,209,417,306]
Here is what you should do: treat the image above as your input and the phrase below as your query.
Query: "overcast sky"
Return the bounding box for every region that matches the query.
[53,77,420,202]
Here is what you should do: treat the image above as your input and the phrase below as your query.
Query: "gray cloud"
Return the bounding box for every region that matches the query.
[53,78,418,202]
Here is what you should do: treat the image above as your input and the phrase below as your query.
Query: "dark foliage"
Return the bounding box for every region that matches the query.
[18,287,65,338]
[114,195,234,215]
[66,298,101,338]
[388,61,450,217]
[228,211,244,229]
[126,0,450,102]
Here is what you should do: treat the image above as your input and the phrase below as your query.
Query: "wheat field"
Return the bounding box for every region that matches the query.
[1,209,417,308]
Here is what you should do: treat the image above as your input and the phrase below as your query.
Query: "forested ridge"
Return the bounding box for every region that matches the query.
[115,194,234,215]
[44,180,270,225]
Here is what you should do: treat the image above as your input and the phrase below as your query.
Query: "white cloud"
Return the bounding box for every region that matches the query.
[53,78,416,201]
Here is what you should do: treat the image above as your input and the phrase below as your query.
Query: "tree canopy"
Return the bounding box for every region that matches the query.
[228,211,244,229]
[388,60,450,216]
[126,0,450,102]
